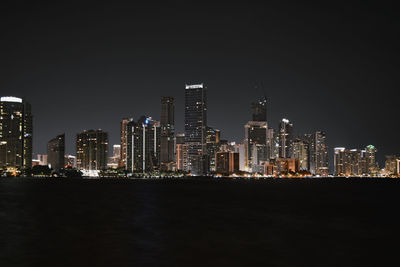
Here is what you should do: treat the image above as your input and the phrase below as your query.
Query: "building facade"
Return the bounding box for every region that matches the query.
[184,84,207,175]
[244,121,268,172]
[278,119,293,158]
[76,130,108,171]
[0,96,32,170]
[252,96,267,122]
[126,116,160,172]
[47,133,65,171]
[119,118,133,169]
[160,96,175,170]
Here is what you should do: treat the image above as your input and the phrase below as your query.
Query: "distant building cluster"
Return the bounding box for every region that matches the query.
[0,92,398,177]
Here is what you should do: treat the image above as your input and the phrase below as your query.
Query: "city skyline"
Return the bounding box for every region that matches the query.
[1,2,398,168]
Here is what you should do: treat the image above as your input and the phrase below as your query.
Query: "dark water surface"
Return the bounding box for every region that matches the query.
[0,178,399,267]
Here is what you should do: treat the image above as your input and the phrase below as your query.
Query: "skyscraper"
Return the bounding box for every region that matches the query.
[278,119,293,158]
[291,138,308,170]
[184,84,207,175]
[334,147,346,176]
[252,96,267,122]
[119,118,133,169]
[244,121,268,172]
[76,130,108,171]
[314,131,329,176]
[175,133,189,171]
[126,116,160,172]
[206,126,220,172]
[0,96,32,171]
[47,133,65,171]
[160,96,175,170]
[365,145,378,175]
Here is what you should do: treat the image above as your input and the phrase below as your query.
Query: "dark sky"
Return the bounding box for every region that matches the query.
[1,1,398,166]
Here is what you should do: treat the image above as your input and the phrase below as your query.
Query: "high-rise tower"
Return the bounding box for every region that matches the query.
[76,130,108,171]
[252,96,267,122]
[160,96,175,170]
[278,119,293,158]
[184,84,207,175]
[0,96,32,171]
[47,133,65,171]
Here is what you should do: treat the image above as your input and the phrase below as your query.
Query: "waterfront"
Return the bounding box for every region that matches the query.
[1,178,399,266]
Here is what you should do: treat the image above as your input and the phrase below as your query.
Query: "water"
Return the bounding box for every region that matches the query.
[0,178,399,266]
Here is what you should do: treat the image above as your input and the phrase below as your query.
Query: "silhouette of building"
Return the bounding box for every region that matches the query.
[252,96,267,122]
[216,151,239,175]
[47,133,65,171]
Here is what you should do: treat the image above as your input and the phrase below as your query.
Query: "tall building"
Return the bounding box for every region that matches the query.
[216,151,239,175]
[76,130,108,171]
[385,155,400,175]
[119,118,133,169]
[252,96,267,122]
[334,147,374,176]
[126,116,160,172]
[314,131,328,176]
[175,133,189,171]
[291,138,308,170]
[47,133,65,171]
[244,121,268,172]
[365,145,378,175]
[334,147,346,176]
[160,96,175,170]
[107,144,121,169]
[278,119,293,158]
[0,96,32,170]
[206,126,220,171]
[184,84,207,175]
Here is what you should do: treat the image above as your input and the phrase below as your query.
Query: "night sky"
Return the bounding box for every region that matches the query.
[1,1,398,166]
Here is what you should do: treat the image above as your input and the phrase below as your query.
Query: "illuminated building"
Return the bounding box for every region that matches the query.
[385,155,400,175]
[160,96,175,170]
[244,121,268,172]
[37,154,48,166]
[107,144,121,168]
[206,126,220,171]
[47,133,65,171]
[291,139,308,170]
[306,131,328,176]
[175,133,189,171]
[0,96,32,170]
[252,96,267,122]
[365,145,378,175]
[184,83,207,175]
[276,158,299,174]
[216,151,239,175]
[126,116,160,172]
[334,147,346,176]
[278,119,293,158]
[76,130,108,171]
[64,154,76,168]
[119,118,133,168]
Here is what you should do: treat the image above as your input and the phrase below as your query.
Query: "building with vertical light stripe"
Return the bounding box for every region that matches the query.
[126,116,160,172]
